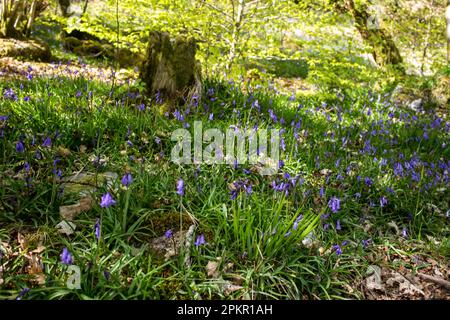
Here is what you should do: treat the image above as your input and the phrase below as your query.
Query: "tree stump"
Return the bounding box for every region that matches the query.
[140,31,201,105]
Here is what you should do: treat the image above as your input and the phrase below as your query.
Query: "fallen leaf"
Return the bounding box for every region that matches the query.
[386,272,425,297]
[17,232,28,252]
[206,260,220,279]
[223,282,244,296]
[365,265,385,291]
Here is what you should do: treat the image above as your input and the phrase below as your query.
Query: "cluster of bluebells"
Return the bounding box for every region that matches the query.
[270,173,301,197]
[229,179,253,200]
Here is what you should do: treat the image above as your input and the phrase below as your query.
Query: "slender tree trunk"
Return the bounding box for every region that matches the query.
[446,0,450,61]
[333,0,403,70]
[82,0,89,16]
[227,0,245,73]
[421,0,434,75]
[25,0,37,37]
[3,0,23,38]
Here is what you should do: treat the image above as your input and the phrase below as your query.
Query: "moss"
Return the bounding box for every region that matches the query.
[140,31,201,105]
[0,38,51,62]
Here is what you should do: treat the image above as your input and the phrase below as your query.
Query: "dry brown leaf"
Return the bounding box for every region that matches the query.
[79,145,87,154]
[17,232,28,252]
[386,272,425,297]
[59,196,93,220]
[223,282,244,296]
[30,246,45,254]
[206,260,220,279]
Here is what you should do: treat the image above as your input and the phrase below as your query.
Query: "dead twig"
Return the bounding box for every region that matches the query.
[417,273,450,290]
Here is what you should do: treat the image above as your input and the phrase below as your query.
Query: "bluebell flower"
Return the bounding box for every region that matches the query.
[402,227,408,238]
[121,172,133,187]
[194,234,206,247]
[380,196,388,207]
[42,136,51,147]
[16,141,25,153]
[60,247,73,265]
[165,229,173,239]
[328,197,340,213]
[364,177,373,187]
[16,287,30,300]
[94,218,101,240]
[176,178,184,196]
[333,244,342,255]
[100,192,116,208]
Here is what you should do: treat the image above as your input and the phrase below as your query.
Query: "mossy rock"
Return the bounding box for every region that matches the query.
[72,40,106,57]
[0,38,51,62]
[62,36,82,51]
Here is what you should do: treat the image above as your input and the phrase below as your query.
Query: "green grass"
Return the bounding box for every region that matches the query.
[0,67,448,300]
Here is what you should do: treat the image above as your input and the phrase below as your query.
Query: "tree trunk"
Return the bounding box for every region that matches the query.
[25,0,37,37]
[2,0,23,38]
[334,0,404,70]
[446,0,450,61]
[140,31,202,105]
[58,0,71,17]
[227,0,245,73]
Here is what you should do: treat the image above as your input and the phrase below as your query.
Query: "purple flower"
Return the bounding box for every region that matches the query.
[94,219,101,240]
[328,197,341,213]
[336,219,342,231]
[16,141,25,153]
[333,244,342,256]
[121,173,133,187]
[42,136,51,147]
[16,287,30,300]
[380,196,388,207]
[362,239,371,249]
[194,234,206,247]
[402,227,408,238]
[137,103,145,111]
[60,247,73,265]
[100,192,116,208]
[394,162,404,177]
[293,214,303,230]
[176,178,184,196]
[165,229,173,239]
[4,88,17,100]
[364,177,373,187]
